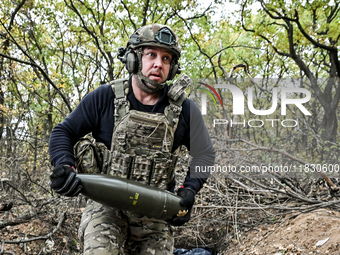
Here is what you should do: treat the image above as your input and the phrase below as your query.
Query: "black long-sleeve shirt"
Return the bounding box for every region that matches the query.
[49,81,215,193]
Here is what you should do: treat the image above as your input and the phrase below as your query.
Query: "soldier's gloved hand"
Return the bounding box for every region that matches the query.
[50,165,82,197]
[170,187,196,226]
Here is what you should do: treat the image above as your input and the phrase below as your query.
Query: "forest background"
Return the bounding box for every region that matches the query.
[0,0,339,254]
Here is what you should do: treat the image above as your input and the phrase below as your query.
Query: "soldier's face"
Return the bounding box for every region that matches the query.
[141,47,172,84]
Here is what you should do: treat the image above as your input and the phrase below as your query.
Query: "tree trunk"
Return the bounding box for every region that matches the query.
[0,85,4,140]
[320,108,338,143]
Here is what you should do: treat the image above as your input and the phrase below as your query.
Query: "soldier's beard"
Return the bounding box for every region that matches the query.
[134,74,162,94]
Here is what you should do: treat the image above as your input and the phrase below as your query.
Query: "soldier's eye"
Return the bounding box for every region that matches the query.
[163,55,171,63]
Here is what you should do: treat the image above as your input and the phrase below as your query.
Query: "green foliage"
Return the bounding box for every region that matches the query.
[0,0,216,173]
[0,0,339,177]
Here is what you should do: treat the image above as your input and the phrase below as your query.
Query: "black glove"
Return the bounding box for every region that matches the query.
[50,165,82,197]
[169,187,196,226]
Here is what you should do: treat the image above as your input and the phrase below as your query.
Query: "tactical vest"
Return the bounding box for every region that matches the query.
[74,75,191,190]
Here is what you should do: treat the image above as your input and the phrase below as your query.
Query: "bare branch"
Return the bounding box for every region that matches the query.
[142,0,150,26]
[217,40,228,79]
[1,212,65,244]
[217,136,340,191]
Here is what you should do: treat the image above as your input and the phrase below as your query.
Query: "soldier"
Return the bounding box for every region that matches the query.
[49,24,215,255]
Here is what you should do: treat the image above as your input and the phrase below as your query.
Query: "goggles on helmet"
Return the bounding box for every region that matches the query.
[154,27,176,46]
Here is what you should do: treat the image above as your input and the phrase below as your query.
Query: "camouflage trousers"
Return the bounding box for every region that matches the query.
[78,200,174,255]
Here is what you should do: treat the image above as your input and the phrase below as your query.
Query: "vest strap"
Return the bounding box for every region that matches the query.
[111,79,130,125]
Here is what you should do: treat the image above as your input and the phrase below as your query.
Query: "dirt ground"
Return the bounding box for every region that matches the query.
[2,207,340,254]
[227,209,340,255]
[1,204,82,254]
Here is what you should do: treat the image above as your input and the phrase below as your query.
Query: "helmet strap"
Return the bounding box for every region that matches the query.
[133,73,165,94]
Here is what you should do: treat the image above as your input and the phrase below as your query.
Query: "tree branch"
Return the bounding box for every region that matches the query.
[64,0,112,78]
[0,51,72,113]
[0,212,65,244]
[294,10,337,52]
[120,0,137,30]
[240,1,290,58]
[217,136,340,191]
[142,0,150,26]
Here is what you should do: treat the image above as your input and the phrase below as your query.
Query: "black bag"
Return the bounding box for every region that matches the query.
[173,247,216,255]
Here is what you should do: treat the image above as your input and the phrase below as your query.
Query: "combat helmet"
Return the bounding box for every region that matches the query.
[117,24,181,90]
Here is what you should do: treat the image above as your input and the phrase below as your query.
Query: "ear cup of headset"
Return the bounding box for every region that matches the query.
[125,51,138,73]
[167,63,181,81]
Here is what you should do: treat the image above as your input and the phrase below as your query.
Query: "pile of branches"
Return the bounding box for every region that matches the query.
[173,137,340,253]
[1,140,339,254]
[0,155,85,255]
